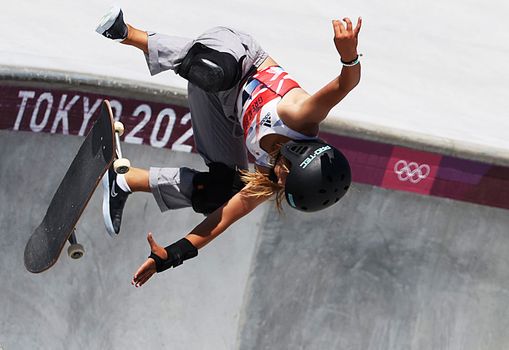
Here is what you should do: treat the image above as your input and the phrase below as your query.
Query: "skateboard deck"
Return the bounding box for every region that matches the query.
[24,100,116,273]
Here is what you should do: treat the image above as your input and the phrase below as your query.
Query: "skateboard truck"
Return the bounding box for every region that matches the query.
[113,121,130,174]
[67,229,85,259]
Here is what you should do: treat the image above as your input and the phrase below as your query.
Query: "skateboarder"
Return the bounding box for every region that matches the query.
[96,7,362,287]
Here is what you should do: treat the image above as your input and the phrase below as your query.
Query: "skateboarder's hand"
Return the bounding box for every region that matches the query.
[332,17,362,62]
[131,232,167,287]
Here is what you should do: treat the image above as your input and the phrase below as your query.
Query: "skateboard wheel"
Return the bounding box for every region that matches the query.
[114,158,131,174]
[114,121,125,136]
[68,243,85,259]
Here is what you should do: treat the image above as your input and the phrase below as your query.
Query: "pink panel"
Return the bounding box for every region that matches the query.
[382,147,442,195]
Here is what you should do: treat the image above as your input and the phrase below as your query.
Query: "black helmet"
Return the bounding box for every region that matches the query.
[279,140,351,212]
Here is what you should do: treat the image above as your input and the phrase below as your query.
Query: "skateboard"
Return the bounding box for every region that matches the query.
[24,100,130,273]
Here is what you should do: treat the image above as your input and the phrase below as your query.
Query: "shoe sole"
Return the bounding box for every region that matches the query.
[95,5,125,42]
[102,172,117,238]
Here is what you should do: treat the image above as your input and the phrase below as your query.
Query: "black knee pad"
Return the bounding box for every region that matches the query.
[191,162,246,214]
[177,43,243,93]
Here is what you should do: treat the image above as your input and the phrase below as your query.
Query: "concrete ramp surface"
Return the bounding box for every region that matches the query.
[239,186,509,349]
[0,131,265,350]
[1,130,509,350]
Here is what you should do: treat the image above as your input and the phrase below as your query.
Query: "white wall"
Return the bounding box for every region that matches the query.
[2,0,508,149]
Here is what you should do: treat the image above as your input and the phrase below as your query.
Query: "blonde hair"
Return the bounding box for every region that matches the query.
[240,169,286,212]
[239,146,289,212]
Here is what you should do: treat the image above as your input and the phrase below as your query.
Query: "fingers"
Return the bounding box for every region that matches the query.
[131,235,165,288]
[333,17,362,36]
[343,17,353,32]
[355,17,362,36]
[332,19,344,36]
[132,268,153,287]
[147,232,158,251]
[132,269,154,287]
[132,261,148,282]
[131,258,156,288]
[146,232,168,259]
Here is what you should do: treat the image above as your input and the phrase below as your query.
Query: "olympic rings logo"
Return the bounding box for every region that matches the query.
[394,160,431,184]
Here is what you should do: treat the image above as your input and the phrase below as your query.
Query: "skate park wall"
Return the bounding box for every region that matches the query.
[1,69,509,349]
[0,131,267,350]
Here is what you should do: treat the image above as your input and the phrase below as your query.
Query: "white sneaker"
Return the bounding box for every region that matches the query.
[95,6,128,42]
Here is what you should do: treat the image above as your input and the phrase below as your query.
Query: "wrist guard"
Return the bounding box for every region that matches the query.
[149,238,198,273]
